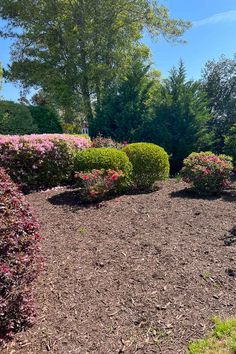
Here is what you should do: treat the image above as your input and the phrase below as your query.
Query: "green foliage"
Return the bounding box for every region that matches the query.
[91,51,158,141]
[29,105,63,134]
[181,151,233,195]
[202,54,236,152]
[0,100,38,135]
[224,124,236,166]
[74,147,132,189]
[188,317,236,354]
[137,61,211,172]
[0,0,190,121]
[123,142,169,189]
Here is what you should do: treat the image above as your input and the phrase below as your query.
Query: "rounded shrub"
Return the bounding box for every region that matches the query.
[74,147,132,189]
[0,168,42,344]
[181,151,233,195]
[123,142,170,189]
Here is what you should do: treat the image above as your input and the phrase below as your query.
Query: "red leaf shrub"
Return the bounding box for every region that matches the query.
[181,152,234,195]
[0,134,91,192]
[75,169,124,200]
[0,168,42,344]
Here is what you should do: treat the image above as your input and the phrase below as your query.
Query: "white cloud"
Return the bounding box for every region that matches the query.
[193,10,236,27]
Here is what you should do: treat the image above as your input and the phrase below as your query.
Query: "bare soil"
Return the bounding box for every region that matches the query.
[3,180,236,354]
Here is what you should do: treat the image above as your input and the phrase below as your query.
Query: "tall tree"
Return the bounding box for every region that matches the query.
[0,0,190,122]
[138,61,211,172]
[202,54,236,151]
[90,48,159,141]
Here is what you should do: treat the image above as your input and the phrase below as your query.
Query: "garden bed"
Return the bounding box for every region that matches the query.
[3,179,236,354]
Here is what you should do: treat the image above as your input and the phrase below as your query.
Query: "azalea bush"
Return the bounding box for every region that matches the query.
[75,169,124,200]
[74,147,132,190]
[181,152,233,195]
[0,134,91,192]
[0,168,42,344]
[123,142,170,189]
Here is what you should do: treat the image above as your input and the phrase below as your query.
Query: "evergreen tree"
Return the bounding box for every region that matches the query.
[90,51,158,141]
[139,61,210,172]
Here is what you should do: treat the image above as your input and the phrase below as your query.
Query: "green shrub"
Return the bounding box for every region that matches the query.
[0,101,38,135]
[29,105,63,133]
[123,142,169,189]
[224,125,236,167]
[74,147,132,189]
[181,152,233,195]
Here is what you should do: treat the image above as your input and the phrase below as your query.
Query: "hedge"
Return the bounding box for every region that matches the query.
[0,168,42,344]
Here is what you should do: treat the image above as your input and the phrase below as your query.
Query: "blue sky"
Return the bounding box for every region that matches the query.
[1,0,236,101]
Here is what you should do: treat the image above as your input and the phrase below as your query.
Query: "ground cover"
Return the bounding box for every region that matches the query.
[3,179,236,354]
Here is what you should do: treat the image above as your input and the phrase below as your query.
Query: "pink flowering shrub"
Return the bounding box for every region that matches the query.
[181,152,234,195]
[75,169,124,200]
[0,134,91,191]
[0,168,42,344]
[92,135,124,149]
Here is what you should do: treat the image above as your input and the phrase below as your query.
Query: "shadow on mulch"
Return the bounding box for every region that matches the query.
[48,186,158,209]
[170,187,236,203]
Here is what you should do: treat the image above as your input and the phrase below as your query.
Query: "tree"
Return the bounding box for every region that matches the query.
[29,105,63,134]
[0,101,38,135]
[90,48,159,141]
[202,54,236,151]
[0,0,190,122]
[138,61,210,172]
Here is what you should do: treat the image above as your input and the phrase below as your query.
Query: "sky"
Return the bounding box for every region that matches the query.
[0,0,236,101]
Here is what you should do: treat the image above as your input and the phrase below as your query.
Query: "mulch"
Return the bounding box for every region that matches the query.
[3,179,236,354]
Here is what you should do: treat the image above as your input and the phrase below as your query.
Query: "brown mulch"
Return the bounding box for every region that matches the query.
[3,180,236,354]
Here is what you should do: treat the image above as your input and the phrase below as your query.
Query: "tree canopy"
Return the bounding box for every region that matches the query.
[0,0,190,120]
[202,55,236,151]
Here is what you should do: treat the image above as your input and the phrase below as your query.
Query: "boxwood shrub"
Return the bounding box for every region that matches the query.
[123,142,170,189]
[0,168,42,344]
[74,147,132,189]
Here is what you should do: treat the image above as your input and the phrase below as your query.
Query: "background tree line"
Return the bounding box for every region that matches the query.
[0,1,236,171]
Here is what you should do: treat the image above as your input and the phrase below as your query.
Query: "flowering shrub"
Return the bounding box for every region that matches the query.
[0,168,42,344]
[92,135,124,149]
[181,152,233,195]
[123,142,170,189]
[0,134,91,191]
[74,147,132,190]
[75,169,124,200]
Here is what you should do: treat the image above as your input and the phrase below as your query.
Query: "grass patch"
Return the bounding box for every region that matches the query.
[188,317,236,354]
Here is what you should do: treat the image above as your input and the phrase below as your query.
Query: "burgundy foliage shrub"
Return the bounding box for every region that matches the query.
[0,168,42,344]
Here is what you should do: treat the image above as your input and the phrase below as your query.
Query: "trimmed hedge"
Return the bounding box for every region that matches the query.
[0,134,91,192]
[123,142,169,189]
[74,147,132,189]
[0,168,42,344]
